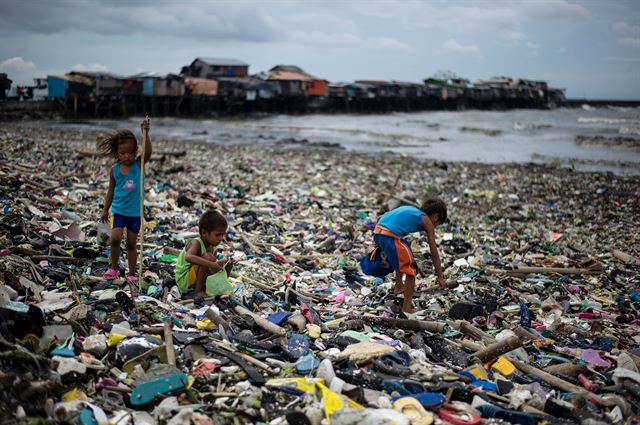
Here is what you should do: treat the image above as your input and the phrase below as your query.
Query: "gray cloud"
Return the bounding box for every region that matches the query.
[0,0,283,42]
[0,0,638,99]
[521,0,592,21]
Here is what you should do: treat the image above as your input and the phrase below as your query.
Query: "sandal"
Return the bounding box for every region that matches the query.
[124,275,139,284]
[437,407,481,425]
[383,378,427,396]
[102,268,119,280]
[393,397,434,425]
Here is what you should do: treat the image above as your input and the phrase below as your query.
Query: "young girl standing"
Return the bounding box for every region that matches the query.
[99,118,152,283]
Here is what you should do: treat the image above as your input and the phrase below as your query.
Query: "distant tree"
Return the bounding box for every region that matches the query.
[431,70,463,81]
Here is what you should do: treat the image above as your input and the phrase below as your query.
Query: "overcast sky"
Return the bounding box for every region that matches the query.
[1,0,638,99]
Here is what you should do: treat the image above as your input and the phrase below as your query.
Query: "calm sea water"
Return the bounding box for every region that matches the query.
[56,107,640,175]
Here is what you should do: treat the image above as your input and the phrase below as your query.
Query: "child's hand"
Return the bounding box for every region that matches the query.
[140,117,150,131]
[218,256,237,266]
[100,211,109,223]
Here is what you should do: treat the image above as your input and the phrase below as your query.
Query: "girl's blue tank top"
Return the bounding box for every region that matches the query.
[111,161,141,217]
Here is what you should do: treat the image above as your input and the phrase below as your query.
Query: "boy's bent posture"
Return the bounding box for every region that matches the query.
[373,197,447,313]
[175,210,235,298]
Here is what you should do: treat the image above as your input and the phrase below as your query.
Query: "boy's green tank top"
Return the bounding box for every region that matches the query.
[175,237,212,293]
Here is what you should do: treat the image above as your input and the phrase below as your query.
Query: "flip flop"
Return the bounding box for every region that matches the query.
[383,378,427,396]
[50,334,76,357]
[102,268,119,281]
[129,372,188,406]
[125,275,139,284]
[438,407,481,425]
[393,397,434,425]
[375,351,412,376]
[393,392,446,410]
[476,403,538,425]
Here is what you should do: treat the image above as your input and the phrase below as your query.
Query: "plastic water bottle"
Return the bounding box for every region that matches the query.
[61,209,81,223]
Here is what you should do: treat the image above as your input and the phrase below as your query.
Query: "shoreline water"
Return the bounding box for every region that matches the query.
[7,106,640,175]
[3,119,638,244]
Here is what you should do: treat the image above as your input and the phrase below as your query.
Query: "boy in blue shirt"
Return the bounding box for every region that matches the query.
[371,197,447,313]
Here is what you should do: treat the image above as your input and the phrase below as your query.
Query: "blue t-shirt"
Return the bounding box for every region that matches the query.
[378,205,425,238]
[111,161,141,217]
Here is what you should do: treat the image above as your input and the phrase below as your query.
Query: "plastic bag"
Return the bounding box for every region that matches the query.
[97,222,111,246]
[205,269,234,297]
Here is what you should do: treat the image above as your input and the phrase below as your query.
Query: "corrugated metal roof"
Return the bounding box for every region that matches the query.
[130,72,183,80]
[48,74,92,85]
[269,65,304,73]
[69,71,119,79]
[268,71,312,82]
[392,80,423,87]
[355,80,392,86]
[197,57,249,66]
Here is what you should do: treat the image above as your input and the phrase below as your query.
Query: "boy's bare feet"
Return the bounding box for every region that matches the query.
[195,291,207,299]
[401,301,416,314]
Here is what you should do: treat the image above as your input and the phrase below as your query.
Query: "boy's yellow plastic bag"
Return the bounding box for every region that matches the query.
[205,269,233,297]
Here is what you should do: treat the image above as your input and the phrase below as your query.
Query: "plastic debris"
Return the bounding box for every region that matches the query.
[0,121,639,424]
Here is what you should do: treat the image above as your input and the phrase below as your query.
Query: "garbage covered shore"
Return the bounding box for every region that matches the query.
[1,121,639,425]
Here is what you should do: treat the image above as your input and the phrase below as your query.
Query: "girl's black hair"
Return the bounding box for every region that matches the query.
[199,210,227,234]
[420,197,447,223]
[96,129,138,158]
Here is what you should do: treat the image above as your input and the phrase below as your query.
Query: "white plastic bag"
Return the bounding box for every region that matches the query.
[97,222,111,245]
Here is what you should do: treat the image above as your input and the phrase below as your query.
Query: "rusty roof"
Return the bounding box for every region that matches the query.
[268,70,313,82]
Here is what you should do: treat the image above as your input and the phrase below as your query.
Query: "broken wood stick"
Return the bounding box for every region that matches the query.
[612,249,638,265]
[30,255,84,263]
[164,321,176,367]
[234,305,286,336]
[355,315,447,333]
[450,320,496,343]
[236,230,261,255]
[543,363,590,378]
[162,246,181,256]
[209,340,275,374]
[472,335,524,363]
[459,339,485,352]
[379,191,419,208]
[512,326,542,342]
[512,359,624,411]
[12,246,43,257]
[417,280,459,294]
[205,307,231,334]
[234,274,274,292]
[511,359,587,394]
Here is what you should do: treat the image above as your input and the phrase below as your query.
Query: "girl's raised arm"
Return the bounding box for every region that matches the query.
[139,117,152,164]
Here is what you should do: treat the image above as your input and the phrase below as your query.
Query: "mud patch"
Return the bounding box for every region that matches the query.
[459,126,502,137]
[575,135,640,151]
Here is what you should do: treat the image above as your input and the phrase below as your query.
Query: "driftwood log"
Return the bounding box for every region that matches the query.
[472,335,524,363]
[234,305,286,336]
[356,315,447,333]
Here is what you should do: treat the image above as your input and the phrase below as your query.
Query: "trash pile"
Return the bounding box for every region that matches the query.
[0,121,639,424]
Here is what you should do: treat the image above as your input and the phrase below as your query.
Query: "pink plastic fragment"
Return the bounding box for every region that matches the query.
[581,349,611,368]
[333,290,346,304]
